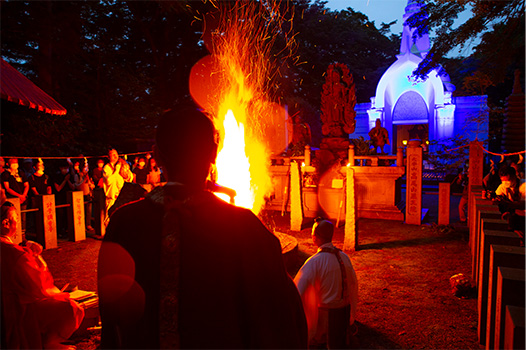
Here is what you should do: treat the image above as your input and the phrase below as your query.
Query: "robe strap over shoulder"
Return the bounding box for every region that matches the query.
[319,247,349,302]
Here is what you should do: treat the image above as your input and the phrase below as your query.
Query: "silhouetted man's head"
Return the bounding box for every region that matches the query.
[155,105,218,188]
[312,217,334,246]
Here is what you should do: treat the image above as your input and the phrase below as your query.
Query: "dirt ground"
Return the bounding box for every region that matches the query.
[42,194,481,349]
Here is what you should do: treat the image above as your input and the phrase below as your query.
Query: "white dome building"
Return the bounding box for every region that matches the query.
[354,0,487,153]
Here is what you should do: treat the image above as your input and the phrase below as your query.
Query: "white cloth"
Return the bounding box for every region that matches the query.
[103,163,124,211]
[294,242,358,341]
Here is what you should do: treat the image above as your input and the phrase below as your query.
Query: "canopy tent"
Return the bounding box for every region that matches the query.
[1,58,67,115]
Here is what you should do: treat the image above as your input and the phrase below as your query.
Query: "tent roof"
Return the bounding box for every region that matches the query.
[1,58,67,115]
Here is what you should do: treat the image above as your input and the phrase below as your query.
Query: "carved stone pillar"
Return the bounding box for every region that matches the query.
[406,140,422,225]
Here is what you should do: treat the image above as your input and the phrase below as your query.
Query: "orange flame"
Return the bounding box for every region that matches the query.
[194,1,296,215]
[214,79,272,215]
[214,110,252,209]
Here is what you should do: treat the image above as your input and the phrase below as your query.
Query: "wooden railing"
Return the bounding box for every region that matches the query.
[7,188,106,250]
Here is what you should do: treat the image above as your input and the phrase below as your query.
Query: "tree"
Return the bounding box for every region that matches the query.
[1,1,209,155]
[285,0,399,106]
[406,0,524,153]
[407,0,525,86]
[1,0,400,155]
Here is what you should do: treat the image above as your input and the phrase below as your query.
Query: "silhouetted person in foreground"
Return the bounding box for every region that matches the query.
[97,104,307,349]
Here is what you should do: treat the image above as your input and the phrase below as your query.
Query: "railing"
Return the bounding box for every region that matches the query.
[7,188,106,250]
[348,145,404,167]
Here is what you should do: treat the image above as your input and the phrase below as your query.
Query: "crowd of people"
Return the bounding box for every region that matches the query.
[0,149,171,348]
[0,151,165,237]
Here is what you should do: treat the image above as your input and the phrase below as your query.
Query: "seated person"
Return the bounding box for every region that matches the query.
[493,165,525,238]
[494,165,524,202]
[1,202,84,349]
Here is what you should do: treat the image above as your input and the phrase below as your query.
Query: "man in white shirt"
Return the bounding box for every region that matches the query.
[294,217,358,349]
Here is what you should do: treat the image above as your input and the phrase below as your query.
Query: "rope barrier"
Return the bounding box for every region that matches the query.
[444,142,525,157]
[443,144,470,153]
[478,144,525,157]
[4,143,525,163]
[0,151,151,161]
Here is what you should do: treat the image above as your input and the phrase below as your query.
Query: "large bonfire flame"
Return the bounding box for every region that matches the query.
[190,0,295,215]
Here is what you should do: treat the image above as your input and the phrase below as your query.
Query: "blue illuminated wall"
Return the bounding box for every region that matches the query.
[354,95,488,151]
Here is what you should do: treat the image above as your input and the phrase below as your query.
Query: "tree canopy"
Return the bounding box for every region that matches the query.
[407,0,524,88]
[0,0,400,156]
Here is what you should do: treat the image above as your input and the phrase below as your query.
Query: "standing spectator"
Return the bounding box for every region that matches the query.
[131,156,139,172]
[92,158,105,188]
[52,161,74,204]
[2,158,29,232]
[20,159,35,180]
[146,157,162,188]
[92,159,105,188]
[29,159,51,198]
[103,149,133,220]
[28,159,51,234]
[69,159,81,188]
[453,169,469,223]
[74,159,96,234]
[132,157,149,188]
[294,217,358,349]
[52,161,75,237]
[103,149,124,218]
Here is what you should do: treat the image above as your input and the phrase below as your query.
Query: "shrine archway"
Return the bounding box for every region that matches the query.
[391,91,429,149]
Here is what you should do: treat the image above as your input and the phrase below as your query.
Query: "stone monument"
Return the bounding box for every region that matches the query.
[319,63,356,161]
